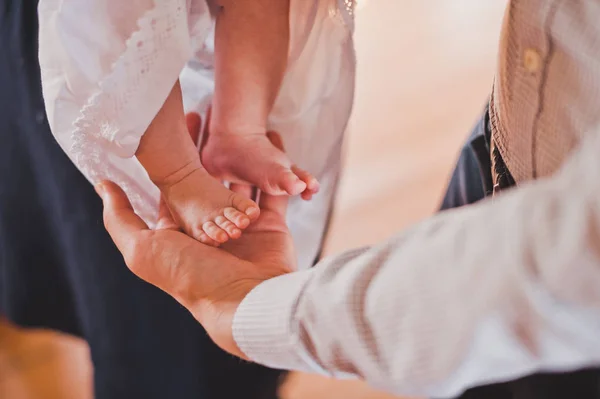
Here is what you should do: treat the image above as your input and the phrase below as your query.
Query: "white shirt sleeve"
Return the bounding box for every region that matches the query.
[233,123,600,398]
[37,0,210,224]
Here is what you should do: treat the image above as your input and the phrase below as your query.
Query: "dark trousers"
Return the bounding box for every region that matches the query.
[439,106,600,399]
[0,2,283,397]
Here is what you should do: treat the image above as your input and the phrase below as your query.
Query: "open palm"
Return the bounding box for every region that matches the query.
[99,114,296,358]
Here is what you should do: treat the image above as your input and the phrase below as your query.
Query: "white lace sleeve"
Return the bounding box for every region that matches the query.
[38,0,212,224]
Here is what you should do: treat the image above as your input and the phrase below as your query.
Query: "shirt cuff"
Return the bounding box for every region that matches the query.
[232,270,327,374]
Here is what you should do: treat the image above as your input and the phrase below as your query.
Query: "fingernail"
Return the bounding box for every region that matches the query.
[94,183,105,197]
[245,207,260,218]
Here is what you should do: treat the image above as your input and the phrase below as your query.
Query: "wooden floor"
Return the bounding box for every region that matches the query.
[0,1,505,398]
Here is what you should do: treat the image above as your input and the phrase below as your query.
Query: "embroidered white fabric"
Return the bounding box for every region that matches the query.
[38,0,356,269]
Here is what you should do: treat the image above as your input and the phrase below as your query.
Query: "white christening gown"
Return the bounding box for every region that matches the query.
[38,0,356,269]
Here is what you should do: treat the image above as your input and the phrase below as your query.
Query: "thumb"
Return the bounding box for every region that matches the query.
[95,180,149,260]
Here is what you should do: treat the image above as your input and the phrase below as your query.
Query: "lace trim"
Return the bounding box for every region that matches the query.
[331,0,356,32]
[71,0,192,225]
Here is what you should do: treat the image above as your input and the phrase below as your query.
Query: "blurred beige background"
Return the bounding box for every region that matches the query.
[0,1,505,398]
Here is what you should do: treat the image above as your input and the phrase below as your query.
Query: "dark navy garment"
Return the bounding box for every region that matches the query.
[439,105,493,211]
[0,2,283,397]
[440,106,600,399]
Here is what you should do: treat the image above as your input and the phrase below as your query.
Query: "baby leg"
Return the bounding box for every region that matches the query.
[137,83,260,245]
[202,126,320,200]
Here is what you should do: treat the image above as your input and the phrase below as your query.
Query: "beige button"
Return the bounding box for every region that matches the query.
[523,48,541,73]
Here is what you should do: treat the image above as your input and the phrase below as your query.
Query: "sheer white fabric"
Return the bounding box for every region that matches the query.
[38,0,356,269]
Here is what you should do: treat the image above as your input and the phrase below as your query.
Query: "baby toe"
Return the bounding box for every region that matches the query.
[229,195,260,221]
[224,207,251,229]
[292,166,319,194]
[215,215,242,239]
[279,170,307,196]
[196,232,220,247]
[202,221,229,243]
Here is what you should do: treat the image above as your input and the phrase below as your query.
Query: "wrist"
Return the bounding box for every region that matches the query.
[194,279,261,360]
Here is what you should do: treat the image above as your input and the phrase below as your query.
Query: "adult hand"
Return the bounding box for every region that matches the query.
[96,113,296,358]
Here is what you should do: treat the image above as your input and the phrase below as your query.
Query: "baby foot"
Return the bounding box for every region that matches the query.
[202,132,320,199]
[159,163,260,246]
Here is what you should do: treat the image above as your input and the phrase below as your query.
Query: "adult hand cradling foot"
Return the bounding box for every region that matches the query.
[97,114,296,360]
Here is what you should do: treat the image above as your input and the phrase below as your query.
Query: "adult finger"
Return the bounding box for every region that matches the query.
[258,189,289,217]
[96,181,149,256]
[185,112,202,144]
[261,131,290,214]
[199,106,212,151]
[230,183,255,200]
[156,195,179,231]
[266,131,285,152]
